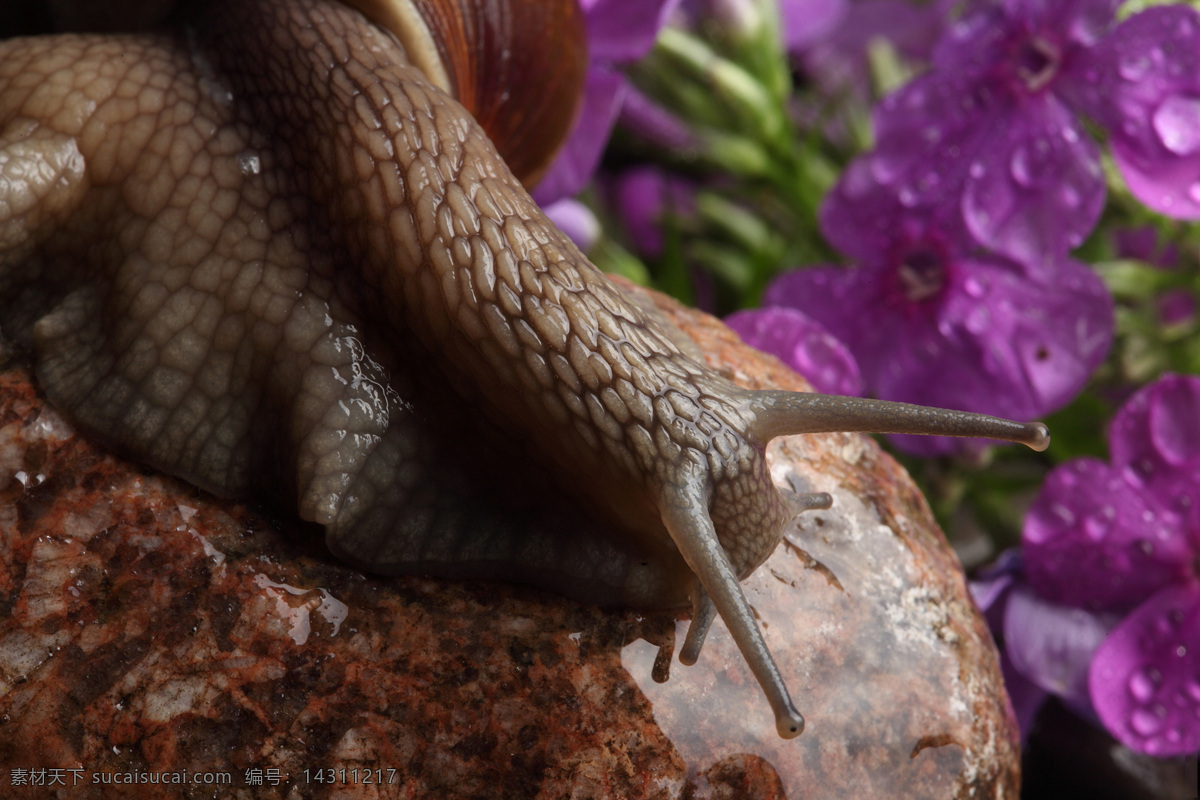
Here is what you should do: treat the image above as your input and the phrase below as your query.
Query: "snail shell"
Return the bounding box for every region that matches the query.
[0,0,1048,738]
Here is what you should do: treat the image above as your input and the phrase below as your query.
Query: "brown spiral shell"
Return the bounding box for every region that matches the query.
[345,0,588,188]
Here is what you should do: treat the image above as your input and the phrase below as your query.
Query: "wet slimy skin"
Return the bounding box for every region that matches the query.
[0,0,1048,738]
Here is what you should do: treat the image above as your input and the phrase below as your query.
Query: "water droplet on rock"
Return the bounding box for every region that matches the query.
[1152,95,1200,156]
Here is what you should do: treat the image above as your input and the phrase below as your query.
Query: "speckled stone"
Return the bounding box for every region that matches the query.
[0,283,1020,799]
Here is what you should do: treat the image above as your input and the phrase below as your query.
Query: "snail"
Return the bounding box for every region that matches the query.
[0,0,1048,739]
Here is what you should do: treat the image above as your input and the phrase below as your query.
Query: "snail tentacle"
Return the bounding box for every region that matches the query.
[679,586,717,665]
[660,472,805,739]
[0,0,1052,741]
[745,390,1051,452]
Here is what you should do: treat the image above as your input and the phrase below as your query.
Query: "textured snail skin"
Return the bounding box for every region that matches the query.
[0,0,1048,738]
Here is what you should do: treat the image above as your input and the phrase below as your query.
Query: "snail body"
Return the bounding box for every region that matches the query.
[0,0,1047,738]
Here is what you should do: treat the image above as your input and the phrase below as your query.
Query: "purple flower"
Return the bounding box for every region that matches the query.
[1064,5,1200,218]
[534,0,681,206]
[763,179,1113,456]
[725,306,863,396]
[1023,374,1200,756]
[825,1,1200,272]
[824,0,1116,270]
[797,0,948,93]
[778,0,847,53]
[971,551,1119,736]
[543,199,601,251]
[607,166,697,259]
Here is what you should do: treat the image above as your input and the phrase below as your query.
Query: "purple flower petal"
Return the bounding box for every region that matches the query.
[1111,374,1200,482]
[1159,290,1197,329]
[585,0,681,63]
[1024,458,1194,611]
[801,0,945,87]
[855,71,1104,270]
[724,306,864,396]
[1108,374,1200,547]
[543,198,600,251]
[764,256,1111,455]
[1066,6,1200,218]
[618,86,698,151]
[607,166,695,259]
[1004,583,1117,714]
[779,0,848,53]
[960,97,1104,267]
[818,155,967,267]
[1090,581,1200,756]
[1002,650,1052,737]
[534,67,627,206]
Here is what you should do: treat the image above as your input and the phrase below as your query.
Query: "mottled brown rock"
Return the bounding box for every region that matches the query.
[0,286,1019,798]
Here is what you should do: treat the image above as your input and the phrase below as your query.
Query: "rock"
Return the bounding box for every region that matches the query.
[0,285,1020,798]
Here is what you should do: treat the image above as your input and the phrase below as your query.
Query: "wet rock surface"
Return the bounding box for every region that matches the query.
[0,286,1019,798]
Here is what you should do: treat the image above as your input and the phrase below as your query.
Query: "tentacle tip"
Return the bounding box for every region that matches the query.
[776,706,805,739]
[678,644,700,667]
[1024,422,1051,452]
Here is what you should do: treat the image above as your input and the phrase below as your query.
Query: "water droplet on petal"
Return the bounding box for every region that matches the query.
[965,306,990,334]
[1152,95,1200,156]
[1010,147,1033,187]
[899,186,917,207]
[969,161,985,179]
[1084,506,1115,540]
[1050,502,1076,526]
[1129,667,1161,703]
[1119,53,1151,81]
[1188,681,1200,702]
[1188,183,1200,204]
[869,154,904,185]
[1166,728,1182,744]
[1130,705,1167,736]
[1061,185,1080,208]
[963,277,985,298]
[1062,126,1079,143]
